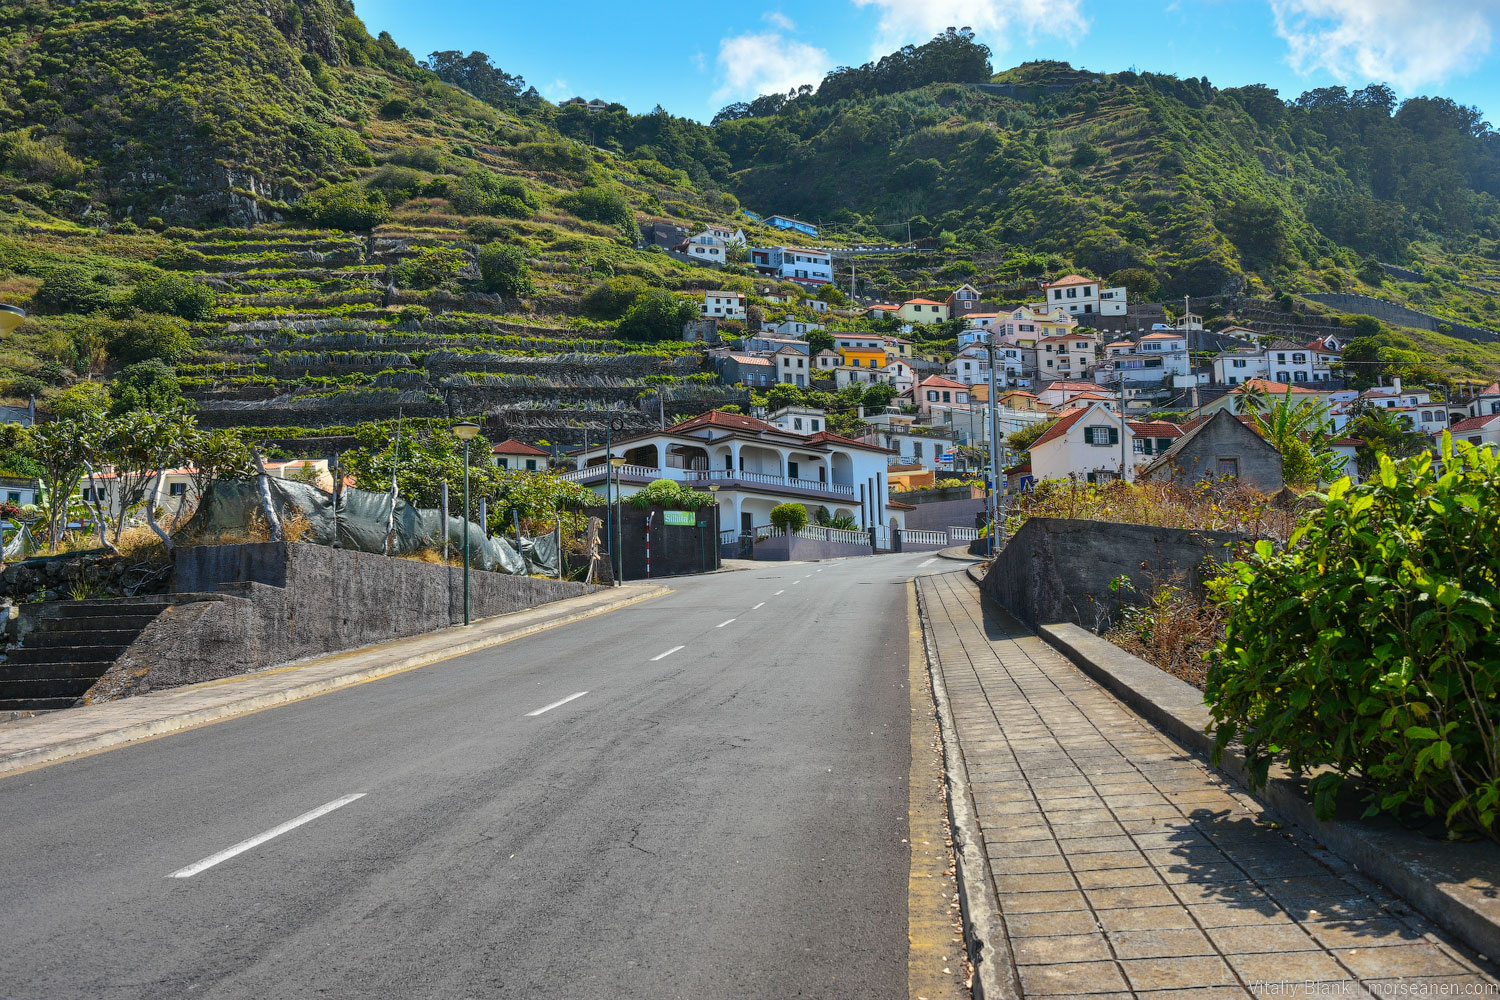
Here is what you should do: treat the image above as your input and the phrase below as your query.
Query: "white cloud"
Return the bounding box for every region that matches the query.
[849,0,1088,57]
[544,78,571,101]
[764,11,797,31]
[1270,0,1497,90]
[714,32,832,102]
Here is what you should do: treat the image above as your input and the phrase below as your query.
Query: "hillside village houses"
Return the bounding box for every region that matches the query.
[750,246,833,286]
[701,290,746,320]
[1028,402,1184,483]
[1032,274,1129,318]
[561,410,906,540]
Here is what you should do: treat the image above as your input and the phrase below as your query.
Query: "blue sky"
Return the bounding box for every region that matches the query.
[351,0,1500,124]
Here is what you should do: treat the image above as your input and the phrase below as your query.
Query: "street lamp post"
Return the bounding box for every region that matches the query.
[609,457,626,584]
[708,484,720,571]
[451,420,480,625]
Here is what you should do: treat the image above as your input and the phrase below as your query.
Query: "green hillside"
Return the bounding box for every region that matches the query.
[0,6,1497,456]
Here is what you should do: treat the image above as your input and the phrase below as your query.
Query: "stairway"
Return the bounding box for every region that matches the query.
[0,599,174,712]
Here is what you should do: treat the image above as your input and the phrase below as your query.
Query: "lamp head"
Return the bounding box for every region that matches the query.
[708,484,720,493]
[609,457,626,468]
[451,420,480,441]
[0,305,25,337]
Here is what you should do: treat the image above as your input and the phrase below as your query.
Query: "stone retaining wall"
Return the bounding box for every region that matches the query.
[84,542,593,701]
[980,517,1243,630]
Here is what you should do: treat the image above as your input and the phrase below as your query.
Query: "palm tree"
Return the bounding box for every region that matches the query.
[1250,390,1341,487]
[1345,401,1431,478]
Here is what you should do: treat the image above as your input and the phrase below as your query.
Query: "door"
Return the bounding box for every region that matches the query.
[788,461,799,480]
[1217,458,1240,479]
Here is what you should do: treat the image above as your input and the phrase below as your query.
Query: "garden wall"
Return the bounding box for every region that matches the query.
[751,532,876,561]
[587,505,721,580]
[980,517,1243,630]
[84,542,593,701]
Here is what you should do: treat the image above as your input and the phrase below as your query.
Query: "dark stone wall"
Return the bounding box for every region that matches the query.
[980,517,1243,631]
[588,505,722,580]
[85,543,593,701]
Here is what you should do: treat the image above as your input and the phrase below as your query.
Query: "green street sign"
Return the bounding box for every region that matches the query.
[664,510,695,526]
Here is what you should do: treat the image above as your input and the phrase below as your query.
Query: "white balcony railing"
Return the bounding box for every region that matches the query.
[902,529,949,546]
[565,463,858,499]
[949,527,980,541]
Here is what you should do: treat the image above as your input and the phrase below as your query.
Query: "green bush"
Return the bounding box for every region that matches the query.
[296,184,389,230]
[392,246,467,289]
[131,274,215,320]
[581,275,649,319]
[448,169,537,217]
[627,478,715,510]
[616,289,696,342]
[1206,440,1500,837]
[557,185,634,234]
[108,317,192,364]
[770,503,808,533]
[477,244,533,298]
[33,266,117,314]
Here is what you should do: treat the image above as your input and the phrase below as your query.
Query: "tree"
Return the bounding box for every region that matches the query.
[96,408,195,547]
[805,329,835,355]
[770,502,808,534]
[25,420,90,546]
[448,169,536,217]
[107,316,192,364]
[183,429,255,501]
[616,290,696,342]
[49,381,111,420]
[110,359,182,415]
[581,276,648,318]
[1108,267,1159,302]
[477,244,534,298]
[814,283,847,306]
[1345,400,1431,477]
[33,267,116,314]
[557,186,635,239]
[861,381,898,408]
[1007,418,1056,455]
[1248,391,1341,487]
[296,184,389,230]
[131,274,215,320]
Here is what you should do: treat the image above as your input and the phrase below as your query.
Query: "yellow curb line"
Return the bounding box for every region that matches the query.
[0,585,670,779]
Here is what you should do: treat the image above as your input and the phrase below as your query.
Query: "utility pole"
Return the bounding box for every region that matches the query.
[1119,375,1129,482]
[986,332,1001,556]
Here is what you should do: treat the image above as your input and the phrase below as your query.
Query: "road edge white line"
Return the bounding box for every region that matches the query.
[651,645,685,661]
[168,793,366,878]
[526,690,589,717]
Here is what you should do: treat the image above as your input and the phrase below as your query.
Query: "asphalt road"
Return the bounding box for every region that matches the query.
[0,551,960,1000]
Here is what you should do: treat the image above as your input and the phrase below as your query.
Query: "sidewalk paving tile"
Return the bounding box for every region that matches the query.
[919,571,1500,999]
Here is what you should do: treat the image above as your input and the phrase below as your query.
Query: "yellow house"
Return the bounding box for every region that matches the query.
[895,298,950,324]
[839,346,888,370]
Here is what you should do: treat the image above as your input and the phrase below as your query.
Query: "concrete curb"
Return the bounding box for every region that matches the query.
[1,585,670,777]
[914,580,1019,1000]
[935,545,983,563]
[1038,621,1500,965]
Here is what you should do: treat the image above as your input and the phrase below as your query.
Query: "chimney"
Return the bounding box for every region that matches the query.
[1392,376,1402,394]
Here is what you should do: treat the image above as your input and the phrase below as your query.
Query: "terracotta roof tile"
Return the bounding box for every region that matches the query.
[491,438,550,456]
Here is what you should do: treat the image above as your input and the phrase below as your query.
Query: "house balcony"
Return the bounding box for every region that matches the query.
[561,463,858,501]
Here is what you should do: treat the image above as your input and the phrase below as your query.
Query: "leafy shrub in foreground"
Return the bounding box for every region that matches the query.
[1206,438,1500,837]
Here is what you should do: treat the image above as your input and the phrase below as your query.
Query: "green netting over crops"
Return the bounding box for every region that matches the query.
[176,479,559,577]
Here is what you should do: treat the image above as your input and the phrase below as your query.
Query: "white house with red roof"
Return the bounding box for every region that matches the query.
[1032,274,1127,318]
[491,438,551,472]
[1450,413,1500,452]
[1028,402,1184,483]
[563,410,905,539]
[1460,381,1500,420]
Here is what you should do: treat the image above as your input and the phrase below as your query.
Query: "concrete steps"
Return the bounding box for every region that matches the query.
[0,598,173,712]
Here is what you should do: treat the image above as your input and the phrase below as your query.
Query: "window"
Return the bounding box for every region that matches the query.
[1054,290,1063,300]
[927,391,938,402]
[1276,353,1286,362]
[526,459,538,471]
[1157,438,1173,452]
[1133,438,1147,454]
[1067,288,1077,299]
[811,420,819,431]
[914,442,923,458]
[793,418,803,430]
[6,491,18,504]
[1293,354,1306,363]
[1232,360,1246,368]
[1217,458,1240,478]
[1086,425,1119,446]
[169,483,186,497]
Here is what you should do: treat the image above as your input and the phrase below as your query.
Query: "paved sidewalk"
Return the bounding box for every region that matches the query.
[1,583,667,776]
[919,570,1500,999]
